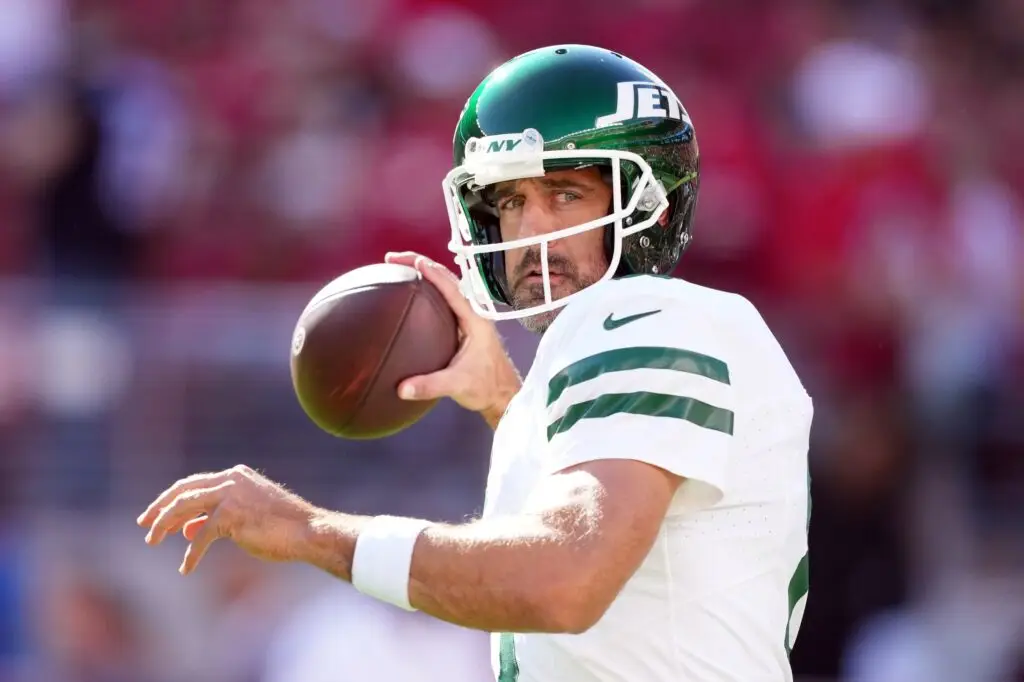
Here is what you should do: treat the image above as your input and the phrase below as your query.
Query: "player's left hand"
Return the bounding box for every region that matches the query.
[136,464,316,575]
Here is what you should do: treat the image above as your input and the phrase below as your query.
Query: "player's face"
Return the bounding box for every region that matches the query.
[493,167,612,333]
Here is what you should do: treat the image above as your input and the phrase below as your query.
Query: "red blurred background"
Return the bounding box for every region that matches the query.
[0,1,1021,681]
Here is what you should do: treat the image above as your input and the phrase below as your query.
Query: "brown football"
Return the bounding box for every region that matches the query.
[289,263,459,439]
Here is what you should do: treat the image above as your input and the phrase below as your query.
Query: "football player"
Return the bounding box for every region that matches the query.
[139,44,813,682]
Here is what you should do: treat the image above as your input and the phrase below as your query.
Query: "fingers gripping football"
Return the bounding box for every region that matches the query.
[384,252,480,329]
[384,252,521,414]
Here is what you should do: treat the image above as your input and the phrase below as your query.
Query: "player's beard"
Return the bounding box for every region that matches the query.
[509,247,603,335]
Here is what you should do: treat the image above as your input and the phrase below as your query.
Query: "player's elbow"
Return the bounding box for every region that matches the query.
[548,596,608,635]
[530,570,614,634]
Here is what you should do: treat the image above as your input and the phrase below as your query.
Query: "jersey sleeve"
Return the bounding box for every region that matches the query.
[542,300,736,511]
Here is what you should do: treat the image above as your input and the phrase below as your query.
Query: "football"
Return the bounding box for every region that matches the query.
[289,263,459,439]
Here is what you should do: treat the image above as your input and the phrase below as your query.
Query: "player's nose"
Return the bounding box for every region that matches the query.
[517,198,560,240]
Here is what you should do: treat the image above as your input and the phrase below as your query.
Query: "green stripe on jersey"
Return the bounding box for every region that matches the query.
[547,347,730,406]
[547,391,734,441]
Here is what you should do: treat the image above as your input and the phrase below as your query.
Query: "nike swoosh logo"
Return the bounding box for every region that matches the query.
[603,309,661,330]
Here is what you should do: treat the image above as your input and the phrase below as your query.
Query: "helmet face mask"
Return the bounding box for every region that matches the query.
[442,45,700,322]
[444,134,670,320]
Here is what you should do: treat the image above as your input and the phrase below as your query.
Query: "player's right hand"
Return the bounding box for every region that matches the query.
[384,251,521,428]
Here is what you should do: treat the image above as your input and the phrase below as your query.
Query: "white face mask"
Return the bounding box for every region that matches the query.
[443,129,669,321]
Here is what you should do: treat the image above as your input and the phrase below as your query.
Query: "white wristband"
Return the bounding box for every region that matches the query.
[351,515,432,611]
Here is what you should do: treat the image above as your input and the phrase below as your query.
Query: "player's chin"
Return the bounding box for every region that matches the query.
[516,308,557,334]
[511,281,580,333]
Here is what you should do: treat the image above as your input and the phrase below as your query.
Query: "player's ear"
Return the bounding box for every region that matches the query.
[658,208,670,227]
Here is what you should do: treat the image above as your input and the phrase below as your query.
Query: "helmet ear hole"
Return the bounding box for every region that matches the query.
[601,163,664,278]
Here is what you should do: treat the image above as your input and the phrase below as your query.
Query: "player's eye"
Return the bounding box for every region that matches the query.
[555,191,582,204]
[498,196,524,212]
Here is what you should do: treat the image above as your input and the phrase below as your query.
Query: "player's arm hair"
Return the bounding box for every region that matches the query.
[301,459,681,634]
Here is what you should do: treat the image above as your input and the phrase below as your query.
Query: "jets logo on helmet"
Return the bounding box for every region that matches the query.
[596,81,691,128]
[443,44,700,321]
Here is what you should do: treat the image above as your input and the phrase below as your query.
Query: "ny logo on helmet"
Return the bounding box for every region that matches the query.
[486,139,522,153]
[595,81,690,129]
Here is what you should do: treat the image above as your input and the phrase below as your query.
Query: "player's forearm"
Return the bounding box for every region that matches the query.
[300,510,598,633]
[407,517,594,632]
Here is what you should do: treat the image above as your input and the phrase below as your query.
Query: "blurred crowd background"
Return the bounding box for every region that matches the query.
[0,0,1022,680]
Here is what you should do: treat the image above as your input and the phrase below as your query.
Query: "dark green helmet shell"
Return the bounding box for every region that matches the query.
[448,44,699,306]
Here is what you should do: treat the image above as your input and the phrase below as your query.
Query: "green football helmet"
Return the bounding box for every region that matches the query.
[443,44,700,321]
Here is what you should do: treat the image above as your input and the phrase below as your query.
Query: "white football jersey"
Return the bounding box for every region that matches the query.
[483,274,812,682]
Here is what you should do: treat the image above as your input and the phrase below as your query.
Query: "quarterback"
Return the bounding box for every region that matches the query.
[139,45,813,681]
